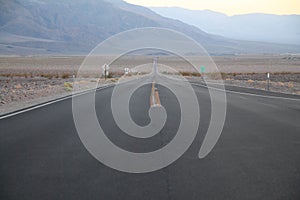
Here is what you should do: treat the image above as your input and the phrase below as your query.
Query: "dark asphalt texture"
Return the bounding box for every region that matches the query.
[1,78,300,200]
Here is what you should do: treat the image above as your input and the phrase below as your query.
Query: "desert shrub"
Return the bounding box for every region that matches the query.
[277,82,285,86]
[64,82,73,91]
[62,73,71,79]
[179,71,191,76]
[190,72,201,77]
[221,72,227,79]
[287,82,294,88]
[107,73,113,78]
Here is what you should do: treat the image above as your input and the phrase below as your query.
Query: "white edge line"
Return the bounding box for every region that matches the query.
[2,74,297,120]
[160,74,300,101]
[192,82,300,101]
[0,75,147,120]
[0,85,113,120]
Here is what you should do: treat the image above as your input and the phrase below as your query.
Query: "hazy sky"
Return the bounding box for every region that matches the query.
[124,0,300,15]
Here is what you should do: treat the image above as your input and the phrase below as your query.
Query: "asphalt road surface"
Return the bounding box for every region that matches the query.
[1,75,300,200]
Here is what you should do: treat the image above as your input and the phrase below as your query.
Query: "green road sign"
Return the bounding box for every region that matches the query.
[201,66,205,73]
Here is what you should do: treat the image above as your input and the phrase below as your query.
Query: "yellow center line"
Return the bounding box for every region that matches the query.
[150,82,161,107]
[155,91,161,106]
[150,82,154,106]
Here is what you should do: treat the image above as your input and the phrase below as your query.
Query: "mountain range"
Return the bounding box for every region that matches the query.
[0,0,299,55]
[151,7,300,45]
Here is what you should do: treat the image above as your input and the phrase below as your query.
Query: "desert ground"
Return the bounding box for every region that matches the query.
[1,55,299,115]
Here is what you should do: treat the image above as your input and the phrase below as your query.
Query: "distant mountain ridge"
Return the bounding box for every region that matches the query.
[151,7,300,45]
[0,0,300,55]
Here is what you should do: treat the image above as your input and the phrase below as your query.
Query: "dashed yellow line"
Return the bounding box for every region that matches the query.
[150,83,154,106]
[155,91,161,106]
[150,82,161,107]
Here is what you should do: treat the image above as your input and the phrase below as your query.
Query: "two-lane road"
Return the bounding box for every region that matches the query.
[1,76,300,199]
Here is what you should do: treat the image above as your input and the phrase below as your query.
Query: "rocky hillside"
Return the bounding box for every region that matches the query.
[0,0,299,55]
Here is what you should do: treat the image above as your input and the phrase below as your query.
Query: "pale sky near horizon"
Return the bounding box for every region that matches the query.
[124,0,300,16]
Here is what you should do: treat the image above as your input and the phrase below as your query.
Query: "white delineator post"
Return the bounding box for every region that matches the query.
[267,72,270,91]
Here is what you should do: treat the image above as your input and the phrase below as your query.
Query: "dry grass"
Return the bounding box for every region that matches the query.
[179,71,202,77]
[287,82,294,88]
[61,73,71,79]
[110,78,118,82]
[41,73,56,79]
[14,83,22,89]
[277,82,285,86]
[64,82,73,91]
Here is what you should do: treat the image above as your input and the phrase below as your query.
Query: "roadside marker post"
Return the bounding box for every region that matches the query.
[267,72,270,91]
[102,64,110,80]
[124,68,130,75]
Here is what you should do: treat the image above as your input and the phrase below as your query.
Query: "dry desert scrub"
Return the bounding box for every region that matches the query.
[175,71,300,83]
[180,71,300,94]
[63,82,73,91]
[179,71,202,77]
